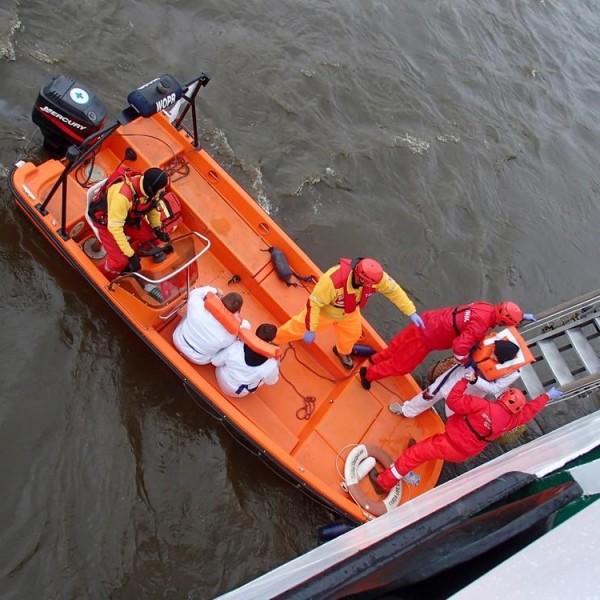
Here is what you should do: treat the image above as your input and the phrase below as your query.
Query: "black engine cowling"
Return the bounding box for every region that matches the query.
[32,75,107,157]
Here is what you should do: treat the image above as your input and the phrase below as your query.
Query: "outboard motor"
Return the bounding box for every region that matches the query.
[32,75,107,157]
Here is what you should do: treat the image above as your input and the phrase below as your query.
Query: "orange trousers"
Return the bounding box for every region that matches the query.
[274,309,362,355]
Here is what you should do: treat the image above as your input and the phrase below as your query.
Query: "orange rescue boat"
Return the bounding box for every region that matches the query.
[8,71,444,522]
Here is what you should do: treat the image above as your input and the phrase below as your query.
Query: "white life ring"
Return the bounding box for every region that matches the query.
[343,443,402,517]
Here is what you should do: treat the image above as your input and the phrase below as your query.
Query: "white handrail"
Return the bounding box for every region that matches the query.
[109,231,211,290]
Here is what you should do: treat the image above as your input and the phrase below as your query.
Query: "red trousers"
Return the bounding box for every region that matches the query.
[366,324,430,381]
[377,434,473,492]
[95,221,155,273]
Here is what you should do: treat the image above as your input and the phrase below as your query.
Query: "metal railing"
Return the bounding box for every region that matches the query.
[108,231,211,317]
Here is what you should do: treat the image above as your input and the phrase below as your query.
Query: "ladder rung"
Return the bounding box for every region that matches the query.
[555,373,600,401]
[538,340,574,386]
[566,328,600,375]
[518,365,545,398]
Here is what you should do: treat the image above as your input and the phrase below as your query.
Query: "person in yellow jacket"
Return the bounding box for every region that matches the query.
[89,167,170,274]
[274,257,424,369]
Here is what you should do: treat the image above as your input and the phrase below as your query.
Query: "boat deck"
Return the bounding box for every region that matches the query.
[10,109,444,522]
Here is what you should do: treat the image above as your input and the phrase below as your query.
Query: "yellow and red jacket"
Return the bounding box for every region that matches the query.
[304,259,416,331]
[91,171,162,257]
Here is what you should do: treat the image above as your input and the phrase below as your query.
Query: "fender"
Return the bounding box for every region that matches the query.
[203,292,281,359]
[264,246,315,287]
[267,246,295,286]
[343,443,403,518]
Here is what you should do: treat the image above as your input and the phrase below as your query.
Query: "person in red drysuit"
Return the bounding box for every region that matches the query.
[360,300,536,389]
[372,371,562,492]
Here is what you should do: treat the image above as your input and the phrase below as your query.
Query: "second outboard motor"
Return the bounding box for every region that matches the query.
[32,75,107,157]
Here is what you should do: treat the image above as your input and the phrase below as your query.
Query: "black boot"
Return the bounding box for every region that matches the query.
[333,346,354,370]
[359,367,371,390]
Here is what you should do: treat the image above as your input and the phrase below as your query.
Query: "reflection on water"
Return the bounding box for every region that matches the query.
[2,0,600,597]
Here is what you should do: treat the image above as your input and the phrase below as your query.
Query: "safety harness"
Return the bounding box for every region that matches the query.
[88,167,155,226]
[330,258,377,313]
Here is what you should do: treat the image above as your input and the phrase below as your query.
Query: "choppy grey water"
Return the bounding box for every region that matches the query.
[1,0,600,598]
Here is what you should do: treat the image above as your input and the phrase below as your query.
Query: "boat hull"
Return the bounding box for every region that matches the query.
[9,98,445,523]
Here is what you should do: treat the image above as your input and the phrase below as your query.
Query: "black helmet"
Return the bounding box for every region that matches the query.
[142,167,168,198]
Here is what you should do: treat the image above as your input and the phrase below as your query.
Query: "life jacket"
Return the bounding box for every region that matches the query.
[156,191,182,232]
[203,292,281,359]
[330,258,376,313]
[88,167,155,226]
[470,326,535,381]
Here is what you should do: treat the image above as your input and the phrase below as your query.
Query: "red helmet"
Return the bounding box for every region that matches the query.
[354,259,383,285]
[498,388,526,414]
[495,301,523,326]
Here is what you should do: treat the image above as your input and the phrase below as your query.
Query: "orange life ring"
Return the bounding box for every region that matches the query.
[343,443,402,518]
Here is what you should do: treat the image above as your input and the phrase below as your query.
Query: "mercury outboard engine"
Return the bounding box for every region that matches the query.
[32,75,107,157]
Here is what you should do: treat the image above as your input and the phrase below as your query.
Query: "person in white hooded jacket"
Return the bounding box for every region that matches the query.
[212,324,280,397]
[173,286,249,365]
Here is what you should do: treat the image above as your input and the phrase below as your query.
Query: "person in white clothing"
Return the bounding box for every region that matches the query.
[173,286,249,365]
[212,324,280,397]
[390,340,522,418]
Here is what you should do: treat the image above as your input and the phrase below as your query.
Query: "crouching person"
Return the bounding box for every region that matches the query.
[371,369,562,493]
[212,323,280,397]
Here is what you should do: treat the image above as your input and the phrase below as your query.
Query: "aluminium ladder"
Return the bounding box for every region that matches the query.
[518,289,600,402]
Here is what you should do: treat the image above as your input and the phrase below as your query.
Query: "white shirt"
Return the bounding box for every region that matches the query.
[173,286,249,365]
[211,340,279,397]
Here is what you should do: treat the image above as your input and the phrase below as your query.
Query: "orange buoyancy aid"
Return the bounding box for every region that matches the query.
[330,258,377,313]
[203,292,281,359]
[156,191,182,231]
[470,326,535,381]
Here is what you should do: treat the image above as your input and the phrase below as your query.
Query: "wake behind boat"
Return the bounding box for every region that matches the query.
[8,71,445,523]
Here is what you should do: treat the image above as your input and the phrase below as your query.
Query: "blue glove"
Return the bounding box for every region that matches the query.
[547,387,563,401]
[463,367,478,383]
[523,313,537,322]
[410,313,425,329]
[302,331,316,344]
